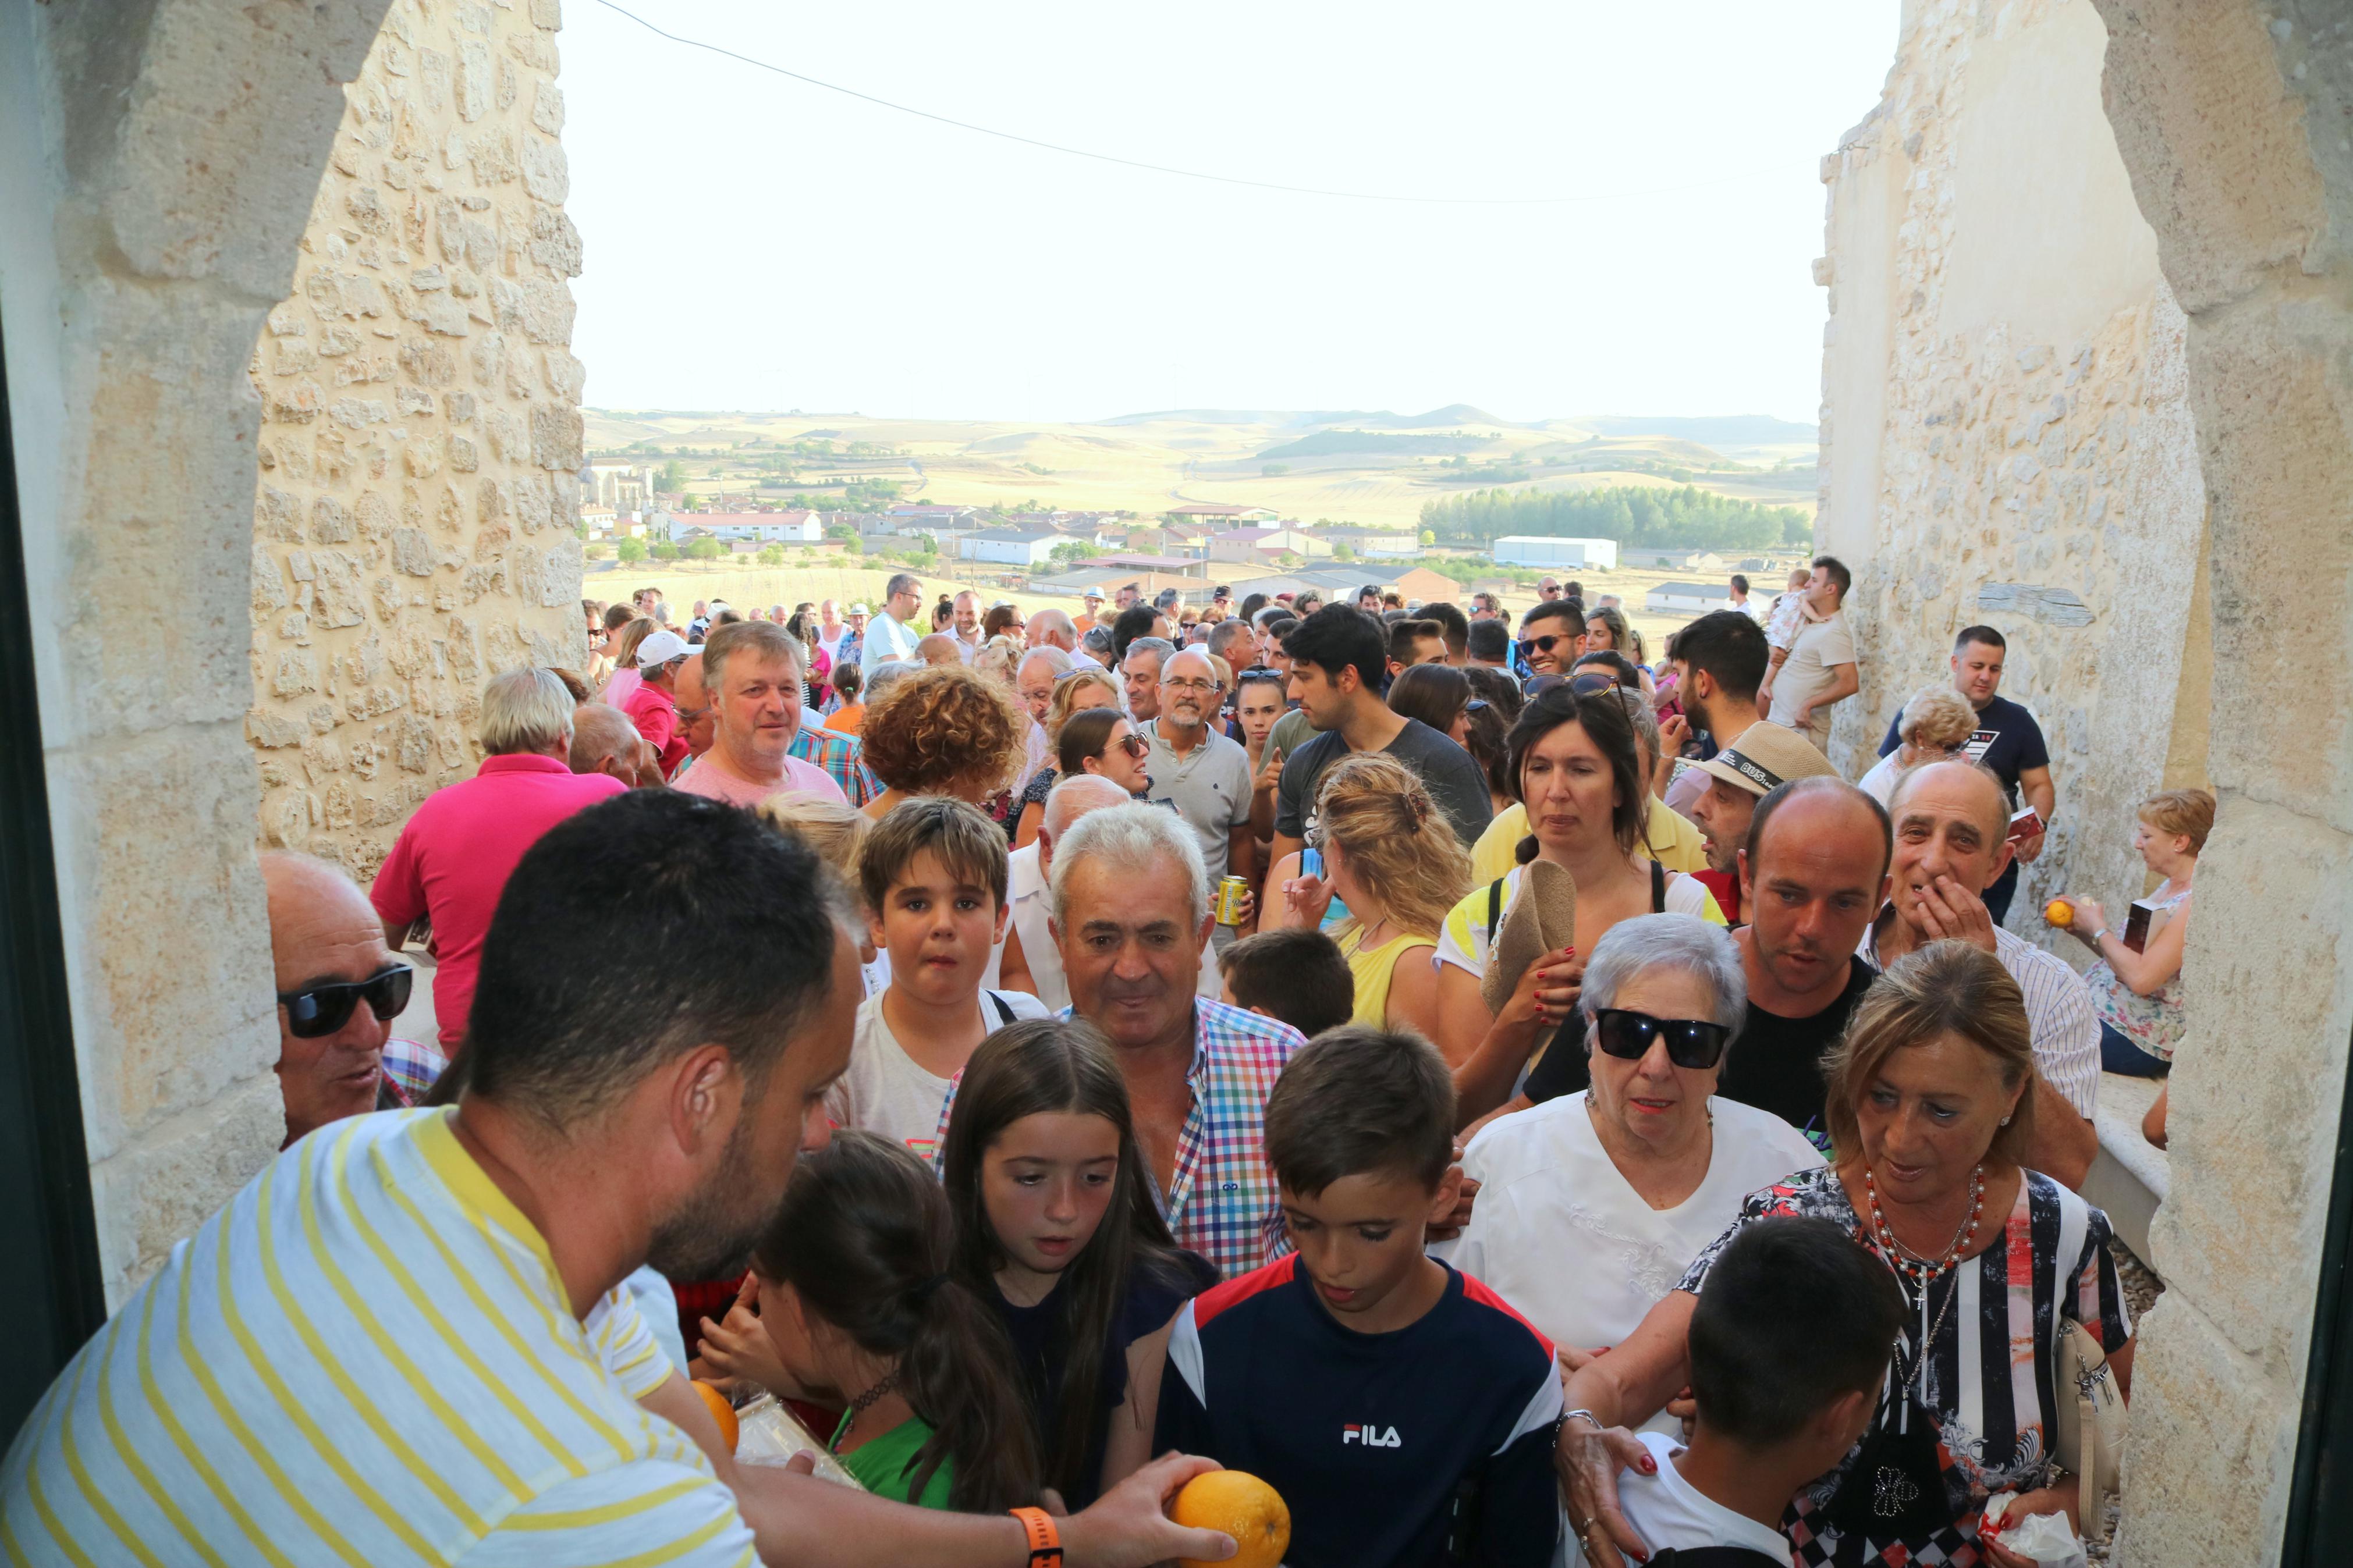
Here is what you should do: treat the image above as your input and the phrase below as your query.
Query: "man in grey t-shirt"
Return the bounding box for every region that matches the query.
[1142,648,1255,882]
[1268,607,1493,879]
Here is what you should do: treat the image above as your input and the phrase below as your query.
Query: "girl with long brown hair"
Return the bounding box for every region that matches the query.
[938,1018,1216,1508]
[748,1129,1041,1511]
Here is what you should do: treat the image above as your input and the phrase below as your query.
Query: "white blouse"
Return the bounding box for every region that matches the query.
[1452,1091,1824,1436]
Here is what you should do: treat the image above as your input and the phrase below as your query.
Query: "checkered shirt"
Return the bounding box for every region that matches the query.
[935,997,1304,1280]
[788,720,881,807]
[377,1036,449,1108]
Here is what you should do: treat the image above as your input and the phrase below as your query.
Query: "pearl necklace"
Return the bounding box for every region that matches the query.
[1864,1162,1984,1285]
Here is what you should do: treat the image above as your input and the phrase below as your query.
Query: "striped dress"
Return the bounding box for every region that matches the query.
[0,1108,753,1567]
[1676,1165,2132,1567]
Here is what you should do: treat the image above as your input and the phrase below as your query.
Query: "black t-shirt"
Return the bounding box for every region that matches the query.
[1710,958,1878,1146]
[995,1249,1217,1509]
[1879,693,2049,808]
[1272,717,1494,849]
[1522,959,1878,1147]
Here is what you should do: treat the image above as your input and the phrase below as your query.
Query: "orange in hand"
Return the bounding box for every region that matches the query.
[693,1380,739,1453]
[2045,899,2074,928]
[1172,1470,1290,1568]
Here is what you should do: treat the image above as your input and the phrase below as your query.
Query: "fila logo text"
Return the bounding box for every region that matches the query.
[1341,1424,1402,1448]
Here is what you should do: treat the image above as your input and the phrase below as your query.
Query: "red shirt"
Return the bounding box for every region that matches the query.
[620,680,688,777]
[370,754,627,1048]
[1692,866,1742,926]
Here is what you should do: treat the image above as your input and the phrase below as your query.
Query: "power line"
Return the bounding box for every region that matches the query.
[586,0,1800,207]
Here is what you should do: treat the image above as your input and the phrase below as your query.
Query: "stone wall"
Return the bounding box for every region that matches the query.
[247,0,587,880]
[1816,0,2210,933]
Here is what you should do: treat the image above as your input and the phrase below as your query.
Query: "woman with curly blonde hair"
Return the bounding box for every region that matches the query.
[859,664,1029,820]
[1270,751,1471,1039]
[1010,668,1124,848]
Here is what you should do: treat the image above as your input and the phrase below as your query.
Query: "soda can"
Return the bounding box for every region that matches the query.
[1214,876,1250,927]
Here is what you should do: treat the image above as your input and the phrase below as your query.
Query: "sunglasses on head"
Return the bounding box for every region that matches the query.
[1464,697,1491,714]
[1569,672,1622,695]
[1592,1008,1732,1069]
[278,964,414,1039]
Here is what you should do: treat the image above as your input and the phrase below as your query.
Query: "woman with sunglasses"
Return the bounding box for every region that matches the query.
[1053,709,1153,800]
[1438,684,1725,1104]
[1452,915,1821,1426]
[1556,941,2133,1568]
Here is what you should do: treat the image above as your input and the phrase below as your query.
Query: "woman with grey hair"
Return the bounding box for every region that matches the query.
[1450,914,1823,1431]
[1857,683,1979,805]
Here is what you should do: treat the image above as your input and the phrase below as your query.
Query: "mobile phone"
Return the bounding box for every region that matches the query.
[1301,847,1324,878]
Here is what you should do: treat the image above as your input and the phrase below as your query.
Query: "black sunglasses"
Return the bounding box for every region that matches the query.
[277,965,414,1039]
[1593,1008,1733,1070]
[1524,633,1575,654]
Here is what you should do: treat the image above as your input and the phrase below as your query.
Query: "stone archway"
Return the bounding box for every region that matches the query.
[2086,3,2353,1561]
[1,0,397,1302]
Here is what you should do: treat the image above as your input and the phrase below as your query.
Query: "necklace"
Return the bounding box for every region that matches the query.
[1864,1163,1983,1286]
[831,1371,899,1453]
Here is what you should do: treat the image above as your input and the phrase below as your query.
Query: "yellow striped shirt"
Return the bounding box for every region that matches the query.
[0,1108,753,1567]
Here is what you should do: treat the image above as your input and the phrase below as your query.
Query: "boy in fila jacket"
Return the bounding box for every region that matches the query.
[1154,1028,1560,1568]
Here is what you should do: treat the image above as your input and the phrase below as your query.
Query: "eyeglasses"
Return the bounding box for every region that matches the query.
[1592,1008,1732,1070]
[1110,733,1151,759]
[1163,676,1218,693]
[277,965,414,1039]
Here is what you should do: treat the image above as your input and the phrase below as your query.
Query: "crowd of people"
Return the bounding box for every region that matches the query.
[3,563,2209,1568]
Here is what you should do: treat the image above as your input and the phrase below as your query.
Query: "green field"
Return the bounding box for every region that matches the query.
[584,406,1817,534]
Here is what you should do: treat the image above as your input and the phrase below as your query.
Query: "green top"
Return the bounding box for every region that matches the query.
[832,1409,956,1509]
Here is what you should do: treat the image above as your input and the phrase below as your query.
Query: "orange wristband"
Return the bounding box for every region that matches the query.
[1010,1506,1062,1568]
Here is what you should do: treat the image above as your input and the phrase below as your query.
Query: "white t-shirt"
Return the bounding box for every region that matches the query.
[1454,1092,1822,1438]
[1768,611,1857,739]
[826,987,1049,1158]
[1613,1432,1793,1562]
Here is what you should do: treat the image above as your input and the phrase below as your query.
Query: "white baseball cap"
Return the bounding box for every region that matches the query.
[635,629,691,667]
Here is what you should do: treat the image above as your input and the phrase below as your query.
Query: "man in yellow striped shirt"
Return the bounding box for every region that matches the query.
[1,789,1227,1567]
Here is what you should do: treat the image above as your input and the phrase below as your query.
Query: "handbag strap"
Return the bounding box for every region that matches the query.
[2049,1185,2099,1521]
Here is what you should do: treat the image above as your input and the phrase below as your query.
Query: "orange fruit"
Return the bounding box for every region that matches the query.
[1171,1470,1290,1568]
[2045,899,2074,927]
[693,1380,739,1453]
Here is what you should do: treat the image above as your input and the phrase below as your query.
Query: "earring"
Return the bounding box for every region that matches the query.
[2000,1115,2011,1126]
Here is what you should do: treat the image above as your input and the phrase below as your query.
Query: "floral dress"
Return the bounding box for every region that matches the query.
[2086,882,2191,1064]
[1677,1166,2133,1567]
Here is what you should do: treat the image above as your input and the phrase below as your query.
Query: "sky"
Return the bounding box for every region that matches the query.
[562,1,1897,425]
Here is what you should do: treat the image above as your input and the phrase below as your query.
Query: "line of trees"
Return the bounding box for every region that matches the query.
[1421,484,1812,550]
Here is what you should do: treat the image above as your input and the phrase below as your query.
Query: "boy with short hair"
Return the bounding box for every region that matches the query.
[830,797,1046,1157]
[1156,1027,1560,1568]
[1218,927,1355,1041]
[1616,1215,1904,1563]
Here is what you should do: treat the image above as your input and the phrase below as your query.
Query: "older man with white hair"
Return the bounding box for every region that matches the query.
[1016,645,1073,786]
[1028,605,1105,671]
[949,802,1304,1279]
[371,667,628,1052]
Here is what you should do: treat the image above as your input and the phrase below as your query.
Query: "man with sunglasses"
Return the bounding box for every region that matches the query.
[264,852,441,1146]
[1515,599,1586,680]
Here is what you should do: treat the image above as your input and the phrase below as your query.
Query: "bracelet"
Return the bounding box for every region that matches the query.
[1562,1408,1607,1434]
[2089,927,2109,945]
[1010,1506,1062,1568]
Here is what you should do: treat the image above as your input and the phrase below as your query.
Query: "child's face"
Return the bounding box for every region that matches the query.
[981,1111,1123,1281]
[1280,1167,1460,1335]
[871,848,1007,1007]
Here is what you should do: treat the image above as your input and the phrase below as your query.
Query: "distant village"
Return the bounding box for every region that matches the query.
[577,458,1809,616]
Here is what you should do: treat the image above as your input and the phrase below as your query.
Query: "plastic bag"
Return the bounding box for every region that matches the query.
[1981,1493,2087,1568]
[732,1392,865,1488]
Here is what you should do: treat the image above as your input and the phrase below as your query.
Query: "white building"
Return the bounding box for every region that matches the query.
[961,527,1066,566]
[700,510,822,543]
[1638,549,1727,571]
[1493,535,1620,570]
[1644,581,1737,614]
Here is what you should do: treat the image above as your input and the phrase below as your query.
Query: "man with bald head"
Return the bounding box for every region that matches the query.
[261,852,444,1146]
[1142,644,1257,891]
[1027,605,1103,670]
[1861,757,2100,1186]
[569,702,665,788]
[915,632,963,668]
[992,773,1132,1009]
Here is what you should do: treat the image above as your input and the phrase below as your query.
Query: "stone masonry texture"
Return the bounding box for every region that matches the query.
[247,0,586,882]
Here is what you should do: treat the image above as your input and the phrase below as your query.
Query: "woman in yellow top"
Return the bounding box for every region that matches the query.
[1439,684,1725,1125]
[1267,751,1470,1040]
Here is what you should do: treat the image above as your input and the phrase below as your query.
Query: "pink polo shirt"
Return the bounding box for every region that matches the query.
[370,754,628,1050]
[673,749,847,809]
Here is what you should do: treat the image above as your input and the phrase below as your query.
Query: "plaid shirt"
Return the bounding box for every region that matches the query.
[376,1036,450,1108]
[787,719,881,807]
[935,998,1304,1279]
